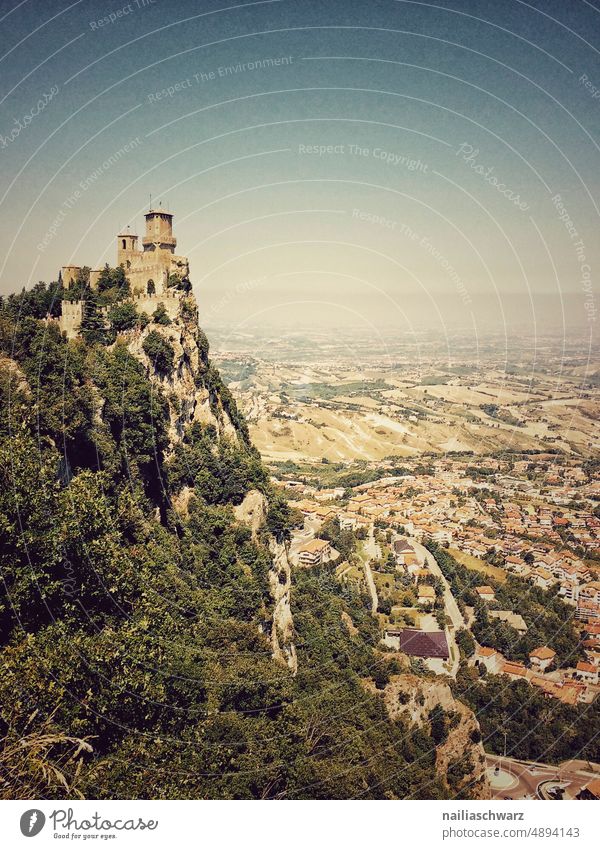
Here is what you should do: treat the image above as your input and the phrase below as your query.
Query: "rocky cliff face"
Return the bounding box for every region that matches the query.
[376,673,491,799]
[268,536,297,673]
[126,291,297,672]
[233,488,297,673]
[126,292,239,446]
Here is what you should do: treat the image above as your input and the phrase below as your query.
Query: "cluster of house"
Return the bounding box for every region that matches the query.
[283,454,600,621]
[379,536,453,673]
[279,453,600,693]
[391,538,435,606]
[472,618,600,705]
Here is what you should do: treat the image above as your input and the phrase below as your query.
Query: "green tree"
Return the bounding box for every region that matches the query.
[142,330,174,376]
[108,301,138,333]
[152,303,171,325]
[80,288,108,345]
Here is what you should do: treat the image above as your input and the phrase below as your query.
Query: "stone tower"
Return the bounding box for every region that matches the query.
[142,207,177,254]
[59,300,83,339]
[61,265,82,288]
[117,226,139,270]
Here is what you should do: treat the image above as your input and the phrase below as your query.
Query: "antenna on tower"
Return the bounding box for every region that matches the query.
[149,193,152,211]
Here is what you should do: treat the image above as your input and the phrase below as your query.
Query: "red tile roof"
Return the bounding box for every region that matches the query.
[477,646,497,657]
[502,662,528,678]
[530,646,556,660]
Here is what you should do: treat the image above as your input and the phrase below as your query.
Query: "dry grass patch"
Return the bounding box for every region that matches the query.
[448,547,507,583]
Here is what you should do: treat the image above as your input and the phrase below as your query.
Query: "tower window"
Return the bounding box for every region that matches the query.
[122,239,126,250]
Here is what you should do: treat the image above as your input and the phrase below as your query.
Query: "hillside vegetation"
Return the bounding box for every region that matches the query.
[0,277,455,799]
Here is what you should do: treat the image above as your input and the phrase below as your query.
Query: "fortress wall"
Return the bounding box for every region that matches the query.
[132,293,181,320]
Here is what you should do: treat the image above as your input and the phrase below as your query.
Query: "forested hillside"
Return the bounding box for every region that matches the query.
[0,277,456,799]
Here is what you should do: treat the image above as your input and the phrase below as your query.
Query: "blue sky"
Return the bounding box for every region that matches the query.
[1,0,600,332]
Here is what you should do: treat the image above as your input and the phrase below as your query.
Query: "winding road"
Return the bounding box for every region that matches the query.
[412,540,465,678]
[362,529,380,615]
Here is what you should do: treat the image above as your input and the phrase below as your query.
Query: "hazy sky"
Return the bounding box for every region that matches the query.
[1,0,600,336]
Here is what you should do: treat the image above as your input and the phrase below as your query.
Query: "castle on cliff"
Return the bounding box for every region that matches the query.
[59,206,190,338]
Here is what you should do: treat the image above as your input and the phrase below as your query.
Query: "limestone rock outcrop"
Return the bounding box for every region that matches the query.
[126,291,238,447]
[376,673,491,799]
[233,489,297,674]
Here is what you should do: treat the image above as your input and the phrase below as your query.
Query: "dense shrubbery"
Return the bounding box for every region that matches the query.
[152,303,171,325]
[454,669,600,764]
[142,330,175,375]
[0,280,63,320]
[167,272,191,292]
[319,516,358,562]
[108,301,138,333]
[266,490,292,543]
[288,568,448,798]
[96,264,129,301]
[167,422,267,506]
[199,361,251,443]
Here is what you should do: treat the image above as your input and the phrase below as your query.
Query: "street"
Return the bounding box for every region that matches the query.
[486,754,598,800]
[362,528,381,615]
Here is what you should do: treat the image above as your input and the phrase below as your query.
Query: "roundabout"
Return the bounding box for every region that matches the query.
[486,765,518,792]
